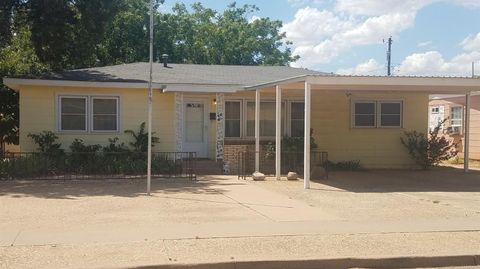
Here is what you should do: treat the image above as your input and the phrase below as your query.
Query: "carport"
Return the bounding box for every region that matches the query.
[244,75,480,188]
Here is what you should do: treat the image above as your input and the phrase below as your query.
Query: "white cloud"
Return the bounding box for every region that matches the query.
[284,1,480,70]
[248,15,260,23]
[285,8,416,67]
[453,0,480,8]
[282,7,353,47]
[418,41,432,47]
[460,32,480,51]
[287,0,324,7]
[396,50,480,76]
[337,58,384,75]
[335,0,432,16]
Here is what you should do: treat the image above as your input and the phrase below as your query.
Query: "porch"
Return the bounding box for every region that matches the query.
[198,75,480,189]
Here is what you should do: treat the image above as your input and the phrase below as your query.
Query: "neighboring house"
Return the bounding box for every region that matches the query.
[429,95,480,160]
[3,62,480,173]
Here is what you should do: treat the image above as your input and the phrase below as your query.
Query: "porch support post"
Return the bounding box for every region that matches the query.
[304,81,311,189]
[464,92,471,173]
[255,89,261,172]
[275,85,282,180]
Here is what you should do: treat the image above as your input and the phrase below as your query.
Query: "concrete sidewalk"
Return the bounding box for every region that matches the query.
[1,231,480,268]
[1,173,480,268]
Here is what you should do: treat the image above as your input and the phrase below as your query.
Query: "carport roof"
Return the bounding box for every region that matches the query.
[245,74,480,94]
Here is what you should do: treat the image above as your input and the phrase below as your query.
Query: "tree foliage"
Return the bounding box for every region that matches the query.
[0,1,298,152]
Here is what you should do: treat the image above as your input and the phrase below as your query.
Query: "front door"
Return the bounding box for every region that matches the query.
[183,98,208,158]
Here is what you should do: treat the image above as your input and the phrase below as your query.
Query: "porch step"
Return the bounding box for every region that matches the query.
[194,159,224,175]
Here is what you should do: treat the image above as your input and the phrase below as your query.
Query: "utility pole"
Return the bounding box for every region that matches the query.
[146,0,154,195]
[386,36,393,76]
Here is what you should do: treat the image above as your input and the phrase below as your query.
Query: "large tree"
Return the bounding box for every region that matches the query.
[0,1,298,152]
[0,25,48,153]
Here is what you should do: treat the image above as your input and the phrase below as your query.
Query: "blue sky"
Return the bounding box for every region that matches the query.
[161,0,480,76]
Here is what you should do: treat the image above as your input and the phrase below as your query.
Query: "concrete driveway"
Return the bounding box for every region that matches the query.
[1,167,480,268]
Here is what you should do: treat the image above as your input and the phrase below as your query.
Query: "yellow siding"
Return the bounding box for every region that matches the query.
[19,86,176,152]
[18,85,429,168]
[226,90,429,169]
[311,92,428,169]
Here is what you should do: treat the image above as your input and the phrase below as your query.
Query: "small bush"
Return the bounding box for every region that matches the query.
[124,122,159,152]
[401,119,457,169]
[263,128,318,159]
[28,131,64,154]
[102,137,129,153]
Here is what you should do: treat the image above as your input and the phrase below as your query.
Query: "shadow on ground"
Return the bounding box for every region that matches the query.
[315,167,480,193]
[0,177,243,199]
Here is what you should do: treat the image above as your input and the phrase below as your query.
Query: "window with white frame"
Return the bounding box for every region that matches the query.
[246,101,285,137]
[223,99,295,139]
[290,102,304,137]
[225,101,241,138]
[58,95,119,132]
[431,106,440,114]
[59,97,87,131]
[353,101,376,127]
[379,101,402,127]
[352,100,403,128]
[450,106,462,133]
[92,97,119,131]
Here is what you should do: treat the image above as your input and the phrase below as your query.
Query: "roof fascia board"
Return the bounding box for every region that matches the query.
[307,75,480,88]
[3,78,243,92]
[243,75,308,90]
[3,78,156,90]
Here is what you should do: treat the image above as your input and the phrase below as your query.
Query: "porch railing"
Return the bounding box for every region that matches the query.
[237,150,328,180]
[0,152,196,180]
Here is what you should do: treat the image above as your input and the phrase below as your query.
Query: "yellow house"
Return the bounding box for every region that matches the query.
[4,62,480,177]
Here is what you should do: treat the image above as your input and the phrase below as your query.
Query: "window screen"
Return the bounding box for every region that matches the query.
[60,97,87,131]
[225,101,241,138]
[353,102,376,127]
[380,102,402,127]
[450,106,462,133]
[290,102,304,137]
[92,98,118,131]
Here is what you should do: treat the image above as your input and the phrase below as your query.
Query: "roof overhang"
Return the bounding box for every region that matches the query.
[2,78,242,93]
[245,75,480,94]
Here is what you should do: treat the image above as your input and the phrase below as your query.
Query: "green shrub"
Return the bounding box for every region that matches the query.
[263,128,318,159]
[28,131,64,154]
[124,122,159,152]
[102,137,129,153]
[400,119,457,169]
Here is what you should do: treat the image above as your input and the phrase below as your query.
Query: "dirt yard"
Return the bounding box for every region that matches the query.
[1,167,480,268]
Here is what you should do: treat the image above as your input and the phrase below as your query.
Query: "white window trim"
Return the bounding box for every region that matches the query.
[378,101,403,128]
[450,106,463,134]
[351,100,377,128]
[224,98,302,140]
[431,106,440,114]
[244,99,287,139]
[56,93,121,133]
[90,96,120,133]
[351,99,404,129]
[57,95,88,132]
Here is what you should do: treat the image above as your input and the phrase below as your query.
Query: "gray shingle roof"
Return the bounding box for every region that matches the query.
[25,62,326,86]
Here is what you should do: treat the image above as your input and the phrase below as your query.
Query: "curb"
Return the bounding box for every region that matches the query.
[133,255,480,269]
